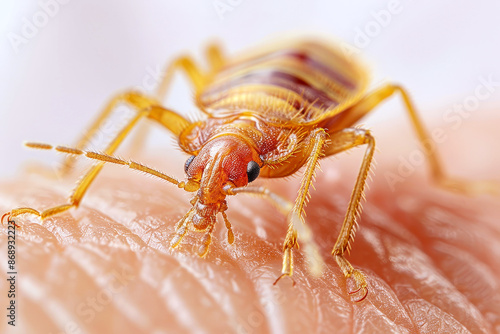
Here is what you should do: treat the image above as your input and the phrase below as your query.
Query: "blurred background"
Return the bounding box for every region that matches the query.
[1,0,499,177]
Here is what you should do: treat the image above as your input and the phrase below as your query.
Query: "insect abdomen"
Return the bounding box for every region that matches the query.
[198,41,368,124]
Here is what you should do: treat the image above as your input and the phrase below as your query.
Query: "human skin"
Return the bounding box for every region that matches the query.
[0,116,499,334]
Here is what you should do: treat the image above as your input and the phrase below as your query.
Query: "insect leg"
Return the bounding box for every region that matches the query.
[229,186,293,215]
[197,223,216,258]
[205,42,225,71]
[171,207,196,249]
[326,127,375,302]
[334,83,498,195]
[7,92,191,222]
[156,56,207,102]
[268,128,328,284]
[156,42,226,102]
[129,43,224,155]
[58,92,157,175]
[60,91,188,174]
[228,185,325,280]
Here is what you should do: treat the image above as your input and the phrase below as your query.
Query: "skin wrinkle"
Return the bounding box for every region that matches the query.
[159,264,207,333]
[172,232,252,331]
[384,238,474,332]
[374,268,419,332]
[366,233,430,320]
[364,197,492,332]
[177,256,239,325]
[409,298,473,334]
[368,277,411,329]
[398,225,490,332]
[21,276,58,332]
[434,246,500,328]
[65,213,157,331]
[142,259,189,331]
[66,248,130,328]
[395,200,499,332]
[145,259,191,330]
[305,275,322,332]
[430,252,496,330]
[225,235,278,333]
[435,242,499,297]
[252,277,288,334]
[386,200,489,323]
[351,277,410,333]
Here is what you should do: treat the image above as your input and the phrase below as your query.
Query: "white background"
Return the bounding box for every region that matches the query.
[1,0,499,177]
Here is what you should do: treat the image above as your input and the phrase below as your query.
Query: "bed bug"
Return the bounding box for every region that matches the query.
[4,39,496,302]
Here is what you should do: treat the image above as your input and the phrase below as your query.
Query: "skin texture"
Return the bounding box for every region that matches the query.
[0,116,499,334]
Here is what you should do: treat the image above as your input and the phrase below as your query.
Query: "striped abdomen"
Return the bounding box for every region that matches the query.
[197,41,368,124]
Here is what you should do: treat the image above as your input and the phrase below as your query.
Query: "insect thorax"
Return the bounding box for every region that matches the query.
[178,115,285,157]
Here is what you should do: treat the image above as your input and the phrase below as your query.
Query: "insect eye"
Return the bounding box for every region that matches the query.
[184,155,195,174]
[246,161,260,183]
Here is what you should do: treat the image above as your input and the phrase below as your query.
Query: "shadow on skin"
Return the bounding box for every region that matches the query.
[0,118,499,334]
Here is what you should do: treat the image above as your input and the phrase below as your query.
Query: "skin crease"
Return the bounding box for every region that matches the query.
[0,115,499,334]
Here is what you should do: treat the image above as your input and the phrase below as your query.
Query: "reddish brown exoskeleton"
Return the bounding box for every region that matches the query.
[5,39,496,302]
